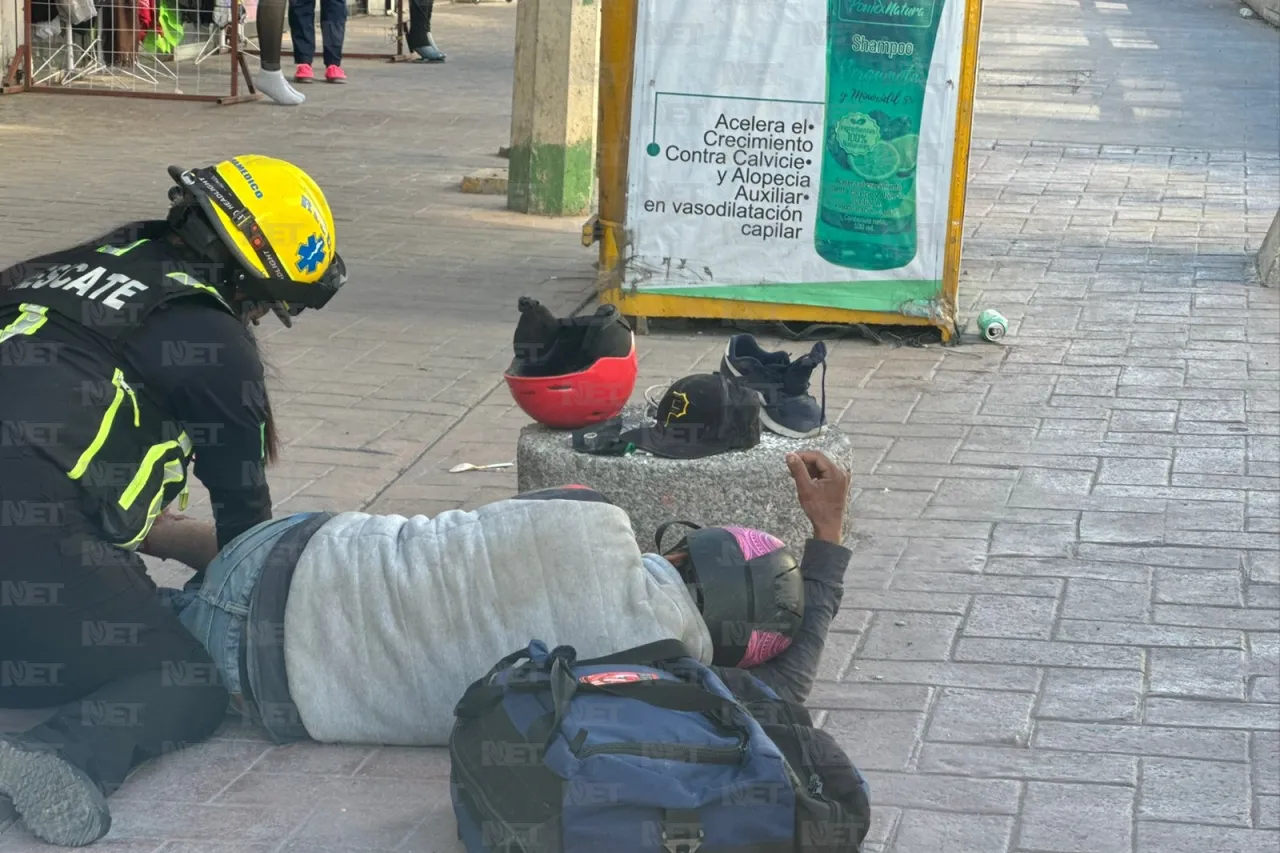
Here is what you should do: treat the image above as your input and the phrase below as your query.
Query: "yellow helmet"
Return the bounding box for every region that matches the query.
[167,155,346,311]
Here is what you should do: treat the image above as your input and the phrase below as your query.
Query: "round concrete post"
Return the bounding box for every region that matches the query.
[507,0,600,217]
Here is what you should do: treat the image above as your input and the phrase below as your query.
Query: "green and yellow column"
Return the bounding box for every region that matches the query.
[507,0,600,216]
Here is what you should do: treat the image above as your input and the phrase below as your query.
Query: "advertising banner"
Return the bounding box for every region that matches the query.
[622,0,973,317]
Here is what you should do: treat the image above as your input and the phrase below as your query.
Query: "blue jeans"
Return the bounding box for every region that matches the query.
[289,0,347,67]
[168,513,319,700]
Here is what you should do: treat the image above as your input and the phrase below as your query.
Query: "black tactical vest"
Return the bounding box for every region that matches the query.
[0,224,239,550]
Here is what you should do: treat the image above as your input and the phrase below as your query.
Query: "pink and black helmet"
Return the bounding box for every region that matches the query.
[655,520,804,668]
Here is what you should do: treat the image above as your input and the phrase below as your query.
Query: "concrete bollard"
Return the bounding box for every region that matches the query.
[516,406,856,552]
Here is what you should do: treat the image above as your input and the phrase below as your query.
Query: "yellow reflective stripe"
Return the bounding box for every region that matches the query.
[68,368,128,480]
[178,482,190,511]
[119,438,184,510]
[0,304,49,344]
[96,239,149,256]
[165,272,230,309]
[117,455,188,549]
[118,490,166,551]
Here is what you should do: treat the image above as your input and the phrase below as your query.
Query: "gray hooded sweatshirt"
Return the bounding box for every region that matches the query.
[280,499,713,746]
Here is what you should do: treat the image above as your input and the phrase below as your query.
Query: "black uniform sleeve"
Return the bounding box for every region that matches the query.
[726,539,851,705]
[121,301,273,550]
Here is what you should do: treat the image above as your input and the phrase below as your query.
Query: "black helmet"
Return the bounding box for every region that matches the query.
[656,521,804,668]
[503,298,638,430]
[508,297,633,377]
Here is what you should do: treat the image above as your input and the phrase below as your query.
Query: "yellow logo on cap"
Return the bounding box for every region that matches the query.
[663,391,690,426]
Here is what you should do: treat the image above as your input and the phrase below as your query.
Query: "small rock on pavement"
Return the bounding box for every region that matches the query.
[461,168,508,195]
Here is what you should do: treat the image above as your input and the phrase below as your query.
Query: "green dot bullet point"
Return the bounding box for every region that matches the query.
[646,143,660,156]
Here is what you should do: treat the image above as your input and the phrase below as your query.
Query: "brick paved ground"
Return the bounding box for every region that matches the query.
[1,0,1278,849]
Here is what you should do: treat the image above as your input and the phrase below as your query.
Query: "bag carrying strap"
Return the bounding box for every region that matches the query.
[578,678,736,714]
[455,640,690,719]
[453,644,544,718]
[456,640,752,754]
[564,648,752,747]
[576,639,691,667]
[655,520,702,554]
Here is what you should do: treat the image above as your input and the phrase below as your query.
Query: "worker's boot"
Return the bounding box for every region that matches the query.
[0,736,110,847]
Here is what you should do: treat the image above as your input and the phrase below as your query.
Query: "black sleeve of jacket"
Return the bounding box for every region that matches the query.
[122,302,273,549]
[733,539,851,705]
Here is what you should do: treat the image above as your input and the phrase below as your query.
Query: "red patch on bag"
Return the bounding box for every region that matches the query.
[579,671,660,686]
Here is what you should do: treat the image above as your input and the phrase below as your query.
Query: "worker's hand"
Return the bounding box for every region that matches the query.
[785,451,851,546]
[139,507,192,555]
[240,303,273,325]
[154,507,193,527]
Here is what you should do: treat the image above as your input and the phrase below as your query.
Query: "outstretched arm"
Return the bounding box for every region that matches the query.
[141,511,220,575]
[732,451,852,704]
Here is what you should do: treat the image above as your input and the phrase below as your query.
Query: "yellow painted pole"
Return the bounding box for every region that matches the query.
[596,0,638,288]
[940,0,987,338]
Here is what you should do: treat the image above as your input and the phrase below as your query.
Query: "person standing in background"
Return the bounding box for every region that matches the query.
[406,0,446,62]
[290,0,348,83]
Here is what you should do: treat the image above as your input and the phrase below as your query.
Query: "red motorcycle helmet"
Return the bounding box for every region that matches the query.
[504,297,638,430]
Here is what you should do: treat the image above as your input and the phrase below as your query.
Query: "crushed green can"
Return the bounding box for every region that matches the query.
[977,309,1007,342]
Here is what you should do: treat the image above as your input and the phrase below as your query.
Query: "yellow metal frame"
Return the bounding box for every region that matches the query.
[594,0,987,342]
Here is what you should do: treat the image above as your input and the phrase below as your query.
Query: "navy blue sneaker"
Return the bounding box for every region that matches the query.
[719,335,827,438]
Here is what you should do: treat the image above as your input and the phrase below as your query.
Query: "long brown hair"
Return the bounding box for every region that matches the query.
[261,386,281,465]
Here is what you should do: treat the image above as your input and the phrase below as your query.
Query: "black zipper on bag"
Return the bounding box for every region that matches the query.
[574,740,745,764]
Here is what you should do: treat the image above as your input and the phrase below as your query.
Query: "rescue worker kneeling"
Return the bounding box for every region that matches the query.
[0,156,346,847]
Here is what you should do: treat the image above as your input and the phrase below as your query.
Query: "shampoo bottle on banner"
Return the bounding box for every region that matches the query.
[815,0,946,271]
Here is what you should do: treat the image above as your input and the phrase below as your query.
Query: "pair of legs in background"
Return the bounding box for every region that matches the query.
[288,0,450,73]
[289,0,348,83]
[253,0,445,105]
[287,0,444,72]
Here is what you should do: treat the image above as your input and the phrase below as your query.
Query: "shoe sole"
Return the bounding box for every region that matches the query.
[0,795,17,835]
[294,77,313,83]
[720,348,824,439]
[0,740,110,847]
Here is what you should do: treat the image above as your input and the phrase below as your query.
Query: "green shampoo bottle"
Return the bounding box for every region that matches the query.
[815,0,946,270]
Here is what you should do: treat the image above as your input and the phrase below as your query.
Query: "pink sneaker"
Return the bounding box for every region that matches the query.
[294,64,314,83]
[325,65,346,83]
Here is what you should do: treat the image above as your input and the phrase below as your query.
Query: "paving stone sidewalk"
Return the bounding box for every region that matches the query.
[1,0,1279,850]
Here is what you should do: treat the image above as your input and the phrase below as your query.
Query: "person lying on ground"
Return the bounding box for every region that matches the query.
[138,450,852,748]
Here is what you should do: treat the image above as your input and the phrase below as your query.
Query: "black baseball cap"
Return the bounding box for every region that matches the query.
[620,373,762,459]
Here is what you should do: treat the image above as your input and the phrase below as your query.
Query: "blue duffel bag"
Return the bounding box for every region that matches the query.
[449,639,869,853]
